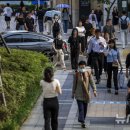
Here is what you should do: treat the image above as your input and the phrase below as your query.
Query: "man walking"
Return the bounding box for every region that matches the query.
[103,19,115,40]
[119,11,130,49]
[3,3,13,29]
[87,29,107,84]
[37,6,45,33]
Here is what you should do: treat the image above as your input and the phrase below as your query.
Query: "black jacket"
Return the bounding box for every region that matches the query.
[126,53,130,68]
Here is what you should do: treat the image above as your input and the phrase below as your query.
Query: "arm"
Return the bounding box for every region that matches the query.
[117,50,122,68]
[95,14,98,24]
[87,39,93,54]
[88,71,97,97]
[52,40,57,52]
[55,80,62,94]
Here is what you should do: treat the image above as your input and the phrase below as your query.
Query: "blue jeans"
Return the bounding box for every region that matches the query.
[77,100,88,123]
[97,21,102,31]
[63,20,68,33]
[38,19,43,32]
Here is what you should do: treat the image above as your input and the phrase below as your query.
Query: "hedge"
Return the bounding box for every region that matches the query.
[0,48,51,130]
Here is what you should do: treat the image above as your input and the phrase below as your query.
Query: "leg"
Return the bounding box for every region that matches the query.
[107,63,112,89]
[77,100,85,123]
[98,53,104,76]
[125,30,128,46]
[71,53,75,69]
[63,21,66,33]
[83,101,88,120]
[75,53,79,70]
[43,100,51,130]
[59,50,66,68]
[51,98,59,130]
[121,31,125,48]
[113,67,118,91]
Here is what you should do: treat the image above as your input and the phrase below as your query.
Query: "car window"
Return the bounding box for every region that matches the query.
[23,34,48,42]
[4,34,22,43]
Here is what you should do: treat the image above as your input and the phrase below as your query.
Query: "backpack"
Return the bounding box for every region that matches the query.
[120,17,128,30]
[53,21,60,32]
[92,14,95,21]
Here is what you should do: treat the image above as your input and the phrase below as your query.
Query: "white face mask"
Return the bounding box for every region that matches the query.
[78,68,86,73]
[58,35,62,39]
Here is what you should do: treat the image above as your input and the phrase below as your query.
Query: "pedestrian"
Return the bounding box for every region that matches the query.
[44,15,52,35]
[112,6,119,32]
[68,28,81,70]
[16,13,25,30]
[52,14,61,38]
[119,11,130,49]
[72,60,97,128]
[89,9,98,29]
[3,3,13,29]
[31,10,37,32]
[87,29,107,84]
[126,53,130,79]
[25,12,34,32]
[62,8,70,34]
[36,6,45,33]
[76,20,86,54]
[40,67,62,130]
[53,32,66,70]
[104,39,122,95]
[0,5,3,16]
[94,6,103,31]
[102,19,115,40]
[84,17,93,49]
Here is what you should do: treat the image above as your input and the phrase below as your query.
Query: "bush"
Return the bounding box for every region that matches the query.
[0,48,51,130]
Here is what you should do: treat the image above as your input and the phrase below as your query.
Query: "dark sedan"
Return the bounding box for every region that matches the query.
[0,31,69,60]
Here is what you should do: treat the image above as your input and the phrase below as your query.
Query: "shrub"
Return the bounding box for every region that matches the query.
[0,48,51,130]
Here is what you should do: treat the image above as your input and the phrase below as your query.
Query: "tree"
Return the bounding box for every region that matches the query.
[98,0,117,19]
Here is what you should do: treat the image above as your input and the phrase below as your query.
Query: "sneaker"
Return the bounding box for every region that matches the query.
[115,91,118,95]
[107,89,111,93]
[81,123,86,128]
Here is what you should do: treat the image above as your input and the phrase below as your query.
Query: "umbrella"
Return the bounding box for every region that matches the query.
[56,4,70,8]
[45,10,61,18]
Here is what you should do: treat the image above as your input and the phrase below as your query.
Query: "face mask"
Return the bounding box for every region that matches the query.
[78,68,86,73]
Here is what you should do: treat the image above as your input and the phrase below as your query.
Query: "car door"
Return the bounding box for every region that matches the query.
[22,34,52,52]
[4,34,23,49]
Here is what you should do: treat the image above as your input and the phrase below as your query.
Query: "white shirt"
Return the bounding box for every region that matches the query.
[3,7,13,17]
[40,79,61,98]
[76,26,86,37]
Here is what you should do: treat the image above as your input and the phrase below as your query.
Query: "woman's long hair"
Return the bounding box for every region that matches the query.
[71,28,78,37]
[108,39,117,50]
[44,67,54,83]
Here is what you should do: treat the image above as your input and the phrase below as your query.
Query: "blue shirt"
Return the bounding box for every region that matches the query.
[106,49,120,63]
[87,36,107,53]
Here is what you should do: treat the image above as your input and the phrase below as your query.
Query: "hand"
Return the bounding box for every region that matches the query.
[93,91,97,97]
[72,93,75,99]
[126,71,129,78]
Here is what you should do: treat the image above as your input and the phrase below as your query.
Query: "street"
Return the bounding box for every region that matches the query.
[0,15,130,130]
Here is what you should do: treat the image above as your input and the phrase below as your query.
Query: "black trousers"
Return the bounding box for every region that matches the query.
[70,51,79,70]
[43,97,59,130]
[107,62,118,90]
[80,36,86,53]
[92,52,104,80]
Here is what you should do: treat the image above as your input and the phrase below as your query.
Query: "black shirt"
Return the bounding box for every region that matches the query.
[94,10,103,22]
[25,17,34,31]
[54,38,63,49]
[17,18,25,25]
[68,36,81,52]
[126,53,130,68]
[84,22,93,36]
[37,10,45,20]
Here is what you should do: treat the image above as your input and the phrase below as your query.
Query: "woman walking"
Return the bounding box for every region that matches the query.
[68,28,81,70]
[62,8,70,34]
[16,13,25,30]
[40,67,62,130]
[76,20,86,54]
[105,39,122,95]
[72,61,97,128]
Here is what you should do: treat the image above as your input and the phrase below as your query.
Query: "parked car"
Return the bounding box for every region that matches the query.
[0,31,69,60]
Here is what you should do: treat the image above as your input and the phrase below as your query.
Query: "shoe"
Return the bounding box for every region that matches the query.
[95,80,100,84]
[107,89,111,93]
[81,123,86,128]
[115,91,118,95]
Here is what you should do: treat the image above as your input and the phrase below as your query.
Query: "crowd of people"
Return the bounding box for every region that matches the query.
[1,3,130,130]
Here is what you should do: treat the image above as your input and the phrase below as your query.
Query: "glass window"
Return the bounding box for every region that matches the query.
[23,34,48,42]
[4,34,22,43]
